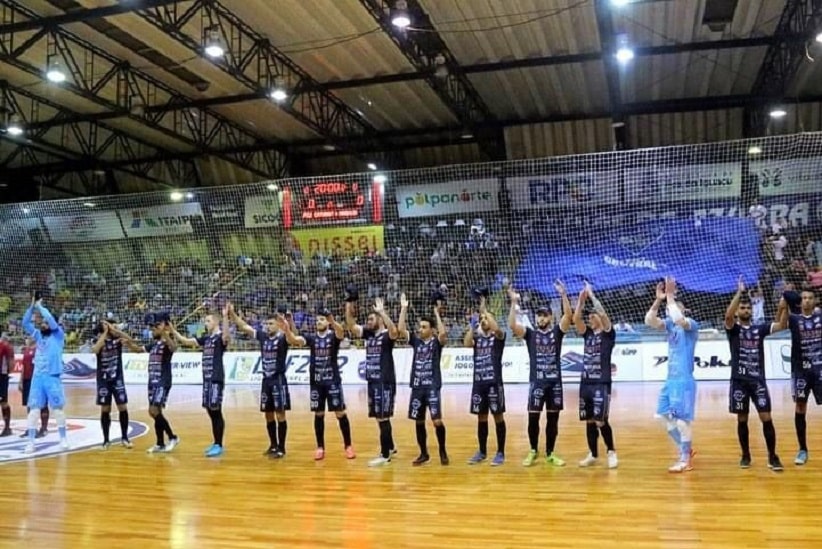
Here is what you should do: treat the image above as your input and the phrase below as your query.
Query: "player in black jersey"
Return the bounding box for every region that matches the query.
[573,283,618,469]
[91,321,137,449]
[724,277,787,471]
[346,297,399,467]
[230,304,291,458]
[397,293,449,466]
[788,289,822,465]
[282,308,356,461]
[509,281,573,467]
[465,295,507,466]
[173,307,230,458]
[123,313,180,453]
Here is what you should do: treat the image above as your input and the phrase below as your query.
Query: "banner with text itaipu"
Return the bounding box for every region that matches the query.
[10,339,793,385]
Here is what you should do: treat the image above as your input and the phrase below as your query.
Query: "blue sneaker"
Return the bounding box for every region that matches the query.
[490,452,505,467]
[467,451,487,465]
[205,445,224,458]
[795,449,808,465]
[204,443,216,455]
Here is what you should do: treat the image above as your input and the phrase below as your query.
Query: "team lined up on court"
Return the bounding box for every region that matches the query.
[2,277,820,473]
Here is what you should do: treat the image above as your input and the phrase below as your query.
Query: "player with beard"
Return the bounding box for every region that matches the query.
[230,304,291,458]
[346,297,399,467]
[173,308,230,458]
[574,282,618,469]
[465,294,507,466]
[788,288,822,465]
[397,293,449,466]
[91,321,137,449]
[509,281,573,467]
[282,308,355,461]
[724,277,786,471]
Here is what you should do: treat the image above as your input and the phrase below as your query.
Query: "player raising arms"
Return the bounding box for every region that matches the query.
[788,288,822,465]
[123,313,180,453]
[91,321,137,449]
[346,296,399,467]
[21,295,69,453]
[465,293,507,466]
[18,337,48,438]
[281,307,355,461]
[574,282,618,469]
[645,277,698,473]
[724,277,786,471]
[229,304,291,458]
[172,308,230,458]
[509,281,572,467]
[397,293,449,466]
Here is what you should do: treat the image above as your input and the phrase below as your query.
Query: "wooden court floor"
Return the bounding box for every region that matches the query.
[1,381,821,548]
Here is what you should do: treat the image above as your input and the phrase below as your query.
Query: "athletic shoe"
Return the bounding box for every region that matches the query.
[545,453,566,467]
[0,428,12,437]
[467,451,487,465]
[165,436,180,453]
[578,453,598,467]
[36,429,46,438]
[262,446,278,456]
[23,443,35,454]
[101,442,111,451]
[205,445,224,458]
[60,438,69,450]
[344,446,356,459]
[607,450,618,469]
[768,455,784,472]
[795,449,808,465]
[490,452,505,466]
[439,452,449,465]
[121,439,133,449]
[146,444,165,454]
[522,449,538,467]
[668,460,692,473]
[739,455,752,469]
[412,454,430,466]
[269,448,285,459]
[368,456,391,467]
[203,444,217,455]
[314,448,325,461]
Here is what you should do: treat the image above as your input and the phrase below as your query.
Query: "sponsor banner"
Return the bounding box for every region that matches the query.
[120,203,204,237]
[396,179,499,218]
[626,163,741,203]
[0,420,148,464]
[42,211,125,242]
[506,172,618,210]
[695,194,822,229]
[122,353,203,384]
[288,225,384,257]
[207,202,242,228]
[751,158,822,197]
[0,216,42,248]
[244,195,281,228]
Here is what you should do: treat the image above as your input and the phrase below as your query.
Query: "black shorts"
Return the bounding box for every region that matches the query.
[470,382,506,415]
[579,383,611,422]
[148,383,171,408]
[528,381,564,412]
[408,387,442,421]
[0,375,8,404]
[792,369,822,405]
[729,378,772,414]
[310,383,346,412]
[97,377,128,406]
[367,382,396,419]
[260,376,291,412]
[202,381,224,409]
[21,378,31,407]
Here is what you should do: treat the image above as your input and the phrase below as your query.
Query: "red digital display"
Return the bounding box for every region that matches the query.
[295,181,368,224]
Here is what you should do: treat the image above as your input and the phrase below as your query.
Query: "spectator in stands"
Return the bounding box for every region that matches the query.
[615,319,635,333]
[749,199,768,230]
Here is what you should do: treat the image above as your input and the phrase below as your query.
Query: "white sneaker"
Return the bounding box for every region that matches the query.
[121,439,133,449]
[578,453,598,467]
[668,461,692,473]
[368,456,391,467]
[607,450,618,469]
[146,444,165,454]
[23,443,35,454]
[164,436,180,453]
[60,438,70,451]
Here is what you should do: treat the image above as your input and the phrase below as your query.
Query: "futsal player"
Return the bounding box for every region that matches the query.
[724,277,786,471]
[464,294,507,466]
[345,297,399,467]
[788,288,822,465]
[91,322,135,449]
[18,337,48,438]
[21,296,69,453]
[574,282,618,469]
[172,308,230,458]
[644,277,698,473]
[281,307,355,460]
[397,293,449,466]
[123,313,179,453]
[0,331,14,436]
[230,304,291,458]
[509,281,572,467]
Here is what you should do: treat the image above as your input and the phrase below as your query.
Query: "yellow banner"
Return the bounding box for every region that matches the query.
[288,225,384,257]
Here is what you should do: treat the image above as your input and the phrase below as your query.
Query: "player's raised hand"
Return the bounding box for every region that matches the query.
[665,276,677,296]
[584,281,595,298]
[373,298,385,314]
[655,281,666,301]
[578,286,588,303]
[400,293,409,309]
[737,275,746,294]
[554,279,567,295]
[508,287,520,303]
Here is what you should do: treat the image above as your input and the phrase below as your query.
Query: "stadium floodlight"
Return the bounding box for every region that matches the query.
[170,191,183,201]
[204,28,225,58]
[367,163,378,171]
[615,34,634,64]
[611,0,630,6]
[373,174,387,184]
[748,145,762,155]
[391,1,411,28]
[266,183,278,191]
[185,192,194,199]
[45,58,66,83]
[6,114,23,136]
[816,32,822,43]
[269,76,288,102]
[83,202,96,208]
[769,108,787,119]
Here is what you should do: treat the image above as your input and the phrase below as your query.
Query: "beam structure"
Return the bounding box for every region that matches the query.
[0,0,180,34]
[593,0,627,149]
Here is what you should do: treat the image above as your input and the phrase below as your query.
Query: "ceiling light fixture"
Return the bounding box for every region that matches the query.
[391,0,411,28]
[204,28,225,58]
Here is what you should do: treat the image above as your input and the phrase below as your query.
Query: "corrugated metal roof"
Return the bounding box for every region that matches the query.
[628,108,745,148]
[505,119,615,158]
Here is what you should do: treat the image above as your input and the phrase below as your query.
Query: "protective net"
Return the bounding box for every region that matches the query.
[0,132,821,354]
